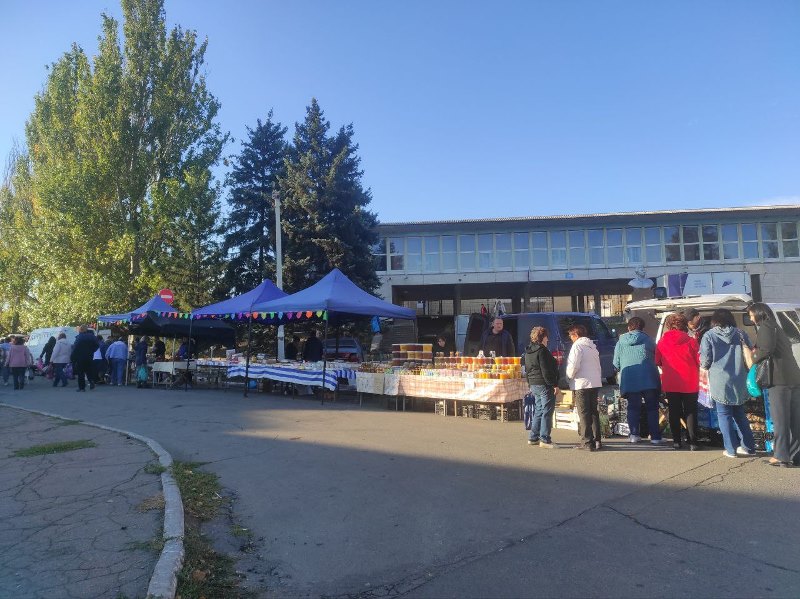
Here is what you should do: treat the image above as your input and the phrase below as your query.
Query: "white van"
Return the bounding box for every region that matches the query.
[26,326,112,365]
[623,293,800,364]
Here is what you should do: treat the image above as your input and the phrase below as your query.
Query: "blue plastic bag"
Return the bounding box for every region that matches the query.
[747,365,762,398]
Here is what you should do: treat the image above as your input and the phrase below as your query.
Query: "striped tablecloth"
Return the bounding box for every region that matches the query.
[226,364,356,391]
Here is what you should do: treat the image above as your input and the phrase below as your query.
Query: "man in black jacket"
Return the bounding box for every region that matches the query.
[480,318,515,357]
[71,325,99,392]
[523,326,560,448]
[302,331,324,362]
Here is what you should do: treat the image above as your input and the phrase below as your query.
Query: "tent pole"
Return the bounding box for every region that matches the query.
[184,314,194,391]
[244,315,253,398]
[321,317,329,405]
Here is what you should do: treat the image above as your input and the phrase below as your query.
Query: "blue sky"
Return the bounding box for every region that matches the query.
[1,0,798,222]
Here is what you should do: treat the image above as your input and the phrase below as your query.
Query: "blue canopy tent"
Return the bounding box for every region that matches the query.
[98,295,178,324]
[191,280,288,395]
[252,268,416,403]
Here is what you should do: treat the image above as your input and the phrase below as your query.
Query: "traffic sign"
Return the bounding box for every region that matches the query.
[159,288,174,304]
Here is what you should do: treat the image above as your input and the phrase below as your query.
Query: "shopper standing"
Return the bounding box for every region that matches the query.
[106,337,129,386]
[656,313,701,450]
[5,336,34,390]
[50,332,73,387]
[566,324,603,451]
[744,303,800,467]
[0,337,11,386]
[683,308,710,343]
[134,336,150,388]
[524,326,559,448]
[699,308,756,458]
[302,331,324,362]
[71,325,99,392]
[614,317,662,445]
[39,336,56,368]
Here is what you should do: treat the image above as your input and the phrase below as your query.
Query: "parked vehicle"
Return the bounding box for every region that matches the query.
[464,312,618,388]
[623,293,800,364]
[26,326,111,373]
[323,337,365,363]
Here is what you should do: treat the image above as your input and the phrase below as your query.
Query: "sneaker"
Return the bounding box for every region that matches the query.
[672,442,682,450]
[527,439,539,446]
[629,435,642,443]
[595,441,603,450]
[651,439,664,445]
[736,446,756,457]
[539,440,555,449]
[722,450,737,458]
[689,444,700,451]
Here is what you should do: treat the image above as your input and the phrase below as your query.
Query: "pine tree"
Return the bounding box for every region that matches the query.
[222,111,288,294]
[280,99,379,293]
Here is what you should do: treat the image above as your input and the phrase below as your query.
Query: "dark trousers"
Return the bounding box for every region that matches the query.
[574,388,601,446]
[768,385,800,464]
[75,360,95,390]
[666,392,698,445]
[93,359,107,383]
[11,366,26,389]
[625,388,662,440]
[52,363,68,386]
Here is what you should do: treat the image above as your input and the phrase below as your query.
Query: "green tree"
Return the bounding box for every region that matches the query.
[280,99,379,293]
[15,0,226,324]
[222,111,288,294]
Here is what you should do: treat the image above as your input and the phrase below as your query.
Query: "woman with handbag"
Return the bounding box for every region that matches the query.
[5,336,34,390]
[656,313,701,450]
[699,308,756,458]
[744,303,800,468]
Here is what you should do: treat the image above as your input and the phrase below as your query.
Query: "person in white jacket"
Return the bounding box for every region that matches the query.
[49,333,73,387]
[566,324,603,451]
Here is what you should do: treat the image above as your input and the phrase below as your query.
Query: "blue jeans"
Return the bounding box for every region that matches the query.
[52,363,68,386]
[625,389,661,440]
[110,359,126,386]
[1,365,9,383]
[715,402,755,455]
[529,385,556,443]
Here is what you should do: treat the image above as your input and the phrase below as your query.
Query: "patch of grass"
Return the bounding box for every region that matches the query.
[171,461,226,521]
[136,493,165,513]
[171,461,253,598]
[143,462,167,475]
[55,419,82,426]
[126,536,165,553]
[231,524,250,538]
[11,440,96,458]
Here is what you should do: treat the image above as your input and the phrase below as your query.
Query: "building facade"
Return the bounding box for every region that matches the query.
[373,205,800,317]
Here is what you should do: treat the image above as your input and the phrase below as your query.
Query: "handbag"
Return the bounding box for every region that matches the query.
[697,369,714,409]
[755,357,774,389]
[746,365,762,398]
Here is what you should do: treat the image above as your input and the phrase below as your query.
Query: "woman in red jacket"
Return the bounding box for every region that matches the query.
[656,313,701,450]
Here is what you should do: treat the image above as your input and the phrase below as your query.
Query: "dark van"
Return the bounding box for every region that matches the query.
[465,312,618,388]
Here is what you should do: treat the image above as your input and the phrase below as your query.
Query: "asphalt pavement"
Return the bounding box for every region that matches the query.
[2,377,799,598]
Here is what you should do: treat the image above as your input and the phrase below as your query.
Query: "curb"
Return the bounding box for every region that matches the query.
[0,403,184,599]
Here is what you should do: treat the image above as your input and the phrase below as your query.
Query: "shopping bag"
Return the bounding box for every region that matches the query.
[137,365,149,383]
[523,392,535,430]
[64,363,74,379]
[746,365,762,398]
[697,369,714,409]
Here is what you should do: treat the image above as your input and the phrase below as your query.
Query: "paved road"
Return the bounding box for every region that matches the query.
[2,380,799,598]
[0,406,160,599]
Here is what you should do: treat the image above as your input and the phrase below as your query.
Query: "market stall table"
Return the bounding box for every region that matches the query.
[151,360,197,388]
[226,362,357,393]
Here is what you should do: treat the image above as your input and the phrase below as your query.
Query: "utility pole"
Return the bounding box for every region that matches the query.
[274,189,285,360]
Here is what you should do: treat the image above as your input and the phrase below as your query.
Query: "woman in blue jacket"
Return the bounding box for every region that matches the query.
[614,317,662,444]
[699,309,755,458]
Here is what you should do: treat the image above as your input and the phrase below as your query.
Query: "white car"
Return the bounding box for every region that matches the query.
[623,293,800,364]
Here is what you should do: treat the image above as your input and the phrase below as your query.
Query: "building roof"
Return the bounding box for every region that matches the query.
[376,204,800,233]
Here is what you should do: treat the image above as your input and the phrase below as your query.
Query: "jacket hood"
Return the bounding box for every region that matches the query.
[573,336,596,349]
[660,329,693,346]
[525,342,545,354]
[711,326,738,343]
[620,330,649,346]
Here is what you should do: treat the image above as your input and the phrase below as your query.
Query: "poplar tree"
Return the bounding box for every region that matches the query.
[280,99,379,293]
[13,0,226,325]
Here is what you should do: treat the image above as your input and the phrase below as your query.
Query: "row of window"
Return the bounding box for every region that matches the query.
[373,221,800,272]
